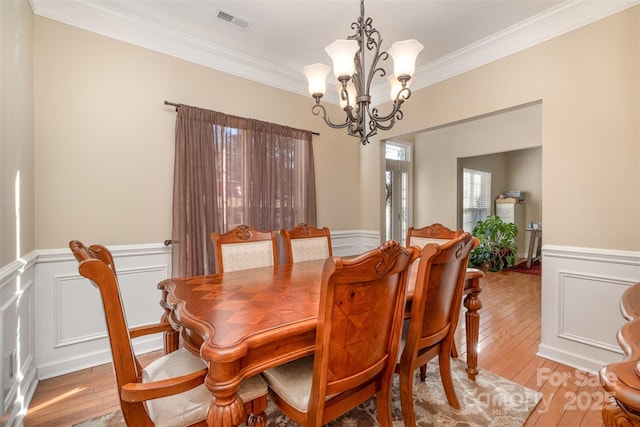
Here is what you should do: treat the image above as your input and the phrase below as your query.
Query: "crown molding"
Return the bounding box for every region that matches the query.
[371,0,640,105]
[32,0,639,107]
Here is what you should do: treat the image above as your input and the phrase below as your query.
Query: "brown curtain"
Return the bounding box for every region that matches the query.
[171,105,316,277]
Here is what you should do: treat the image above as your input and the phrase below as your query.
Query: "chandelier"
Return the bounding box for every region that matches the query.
[303,0,423,145]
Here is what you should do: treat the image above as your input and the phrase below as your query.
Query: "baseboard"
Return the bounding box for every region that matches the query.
[537,343,622,375]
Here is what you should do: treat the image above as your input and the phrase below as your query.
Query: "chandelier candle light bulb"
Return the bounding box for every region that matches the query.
[303,0,423,144]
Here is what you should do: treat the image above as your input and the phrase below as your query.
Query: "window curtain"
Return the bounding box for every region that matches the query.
[171,105,316,277]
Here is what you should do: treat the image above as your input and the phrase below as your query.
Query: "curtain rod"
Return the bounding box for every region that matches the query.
[164,100,320,136]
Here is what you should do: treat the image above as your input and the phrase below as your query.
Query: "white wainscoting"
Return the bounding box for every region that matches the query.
[539,245,640,374]
[0,253,38,427]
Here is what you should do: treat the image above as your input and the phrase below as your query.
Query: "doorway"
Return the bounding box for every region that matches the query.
[384,141,413,246]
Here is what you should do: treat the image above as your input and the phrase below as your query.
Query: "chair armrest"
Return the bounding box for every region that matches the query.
[120,367,208,402]
[129,322,175,339]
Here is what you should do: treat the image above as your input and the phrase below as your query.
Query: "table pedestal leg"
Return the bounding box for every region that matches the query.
[464,287,482,381]
[205,378,245,427]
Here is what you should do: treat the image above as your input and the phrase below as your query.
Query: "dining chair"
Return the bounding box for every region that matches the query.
[405,223,463,248]
[261,240,418,427]
[405,223,466,357]
[210,224,278,273]
[280,223,332,264]
[396,232,478,426]
[68,240,268,427]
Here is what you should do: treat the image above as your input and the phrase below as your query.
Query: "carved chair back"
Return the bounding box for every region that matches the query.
[280,223,332,264]
[406,223,463,248]
[210,225,278,273]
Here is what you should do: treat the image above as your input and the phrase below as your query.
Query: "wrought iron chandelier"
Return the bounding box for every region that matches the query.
[303,0,423,145]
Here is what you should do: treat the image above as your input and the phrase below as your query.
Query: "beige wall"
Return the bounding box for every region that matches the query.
[33,16,361,250]
[373,6,640,251]
[506,147,542,225]
[0,0,35,266]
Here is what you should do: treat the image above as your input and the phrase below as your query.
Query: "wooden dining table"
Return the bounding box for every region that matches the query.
[158,259,483,427]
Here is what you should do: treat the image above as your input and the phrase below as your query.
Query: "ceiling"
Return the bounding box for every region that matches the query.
[31,0,638,104]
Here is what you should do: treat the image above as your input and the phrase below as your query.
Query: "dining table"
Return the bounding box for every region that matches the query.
[158,258,483,427]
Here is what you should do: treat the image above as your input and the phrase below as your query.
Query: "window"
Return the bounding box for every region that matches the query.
[462,168,491,232]
[172,105,316,276]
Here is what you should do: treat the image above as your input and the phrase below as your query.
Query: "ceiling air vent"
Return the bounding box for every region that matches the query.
[216,9,252,31]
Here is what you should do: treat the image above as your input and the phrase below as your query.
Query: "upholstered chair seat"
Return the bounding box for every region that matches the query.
[261,355,315,413]
[144,347,267,427]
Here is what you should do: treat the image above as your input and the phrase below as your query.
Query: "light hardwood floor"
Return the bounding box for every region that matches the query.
[23,268,607,426]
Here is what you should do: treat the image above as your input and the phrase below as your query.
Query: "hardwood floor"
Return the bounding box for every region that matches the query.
[23,268,607,426]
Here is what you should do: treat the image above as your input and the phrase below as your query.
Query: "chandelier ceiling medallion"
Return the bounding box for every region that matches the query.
[303,0,423,145]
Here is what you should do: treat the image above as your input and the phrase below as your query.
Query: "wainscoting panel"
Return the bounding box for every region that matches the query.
[539,245,640,374]
[35,245,172,380]
[54,273,108,347]
[558,272,631,353]
[0,254,38,427]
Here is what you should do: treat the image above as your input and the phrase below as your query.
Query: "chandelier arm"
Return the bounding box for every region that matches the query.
[311,103,355,130]
[347,122,363,139]
[363,124,379,145]
[370,111,401,131]
[369,86,412,124]
[338,80,361,124]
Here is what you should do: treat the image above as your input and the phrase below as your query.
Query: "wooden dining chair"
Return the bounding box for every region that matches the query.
[396,232,478,426]
[68,240,268,427]
[405,223,467,356]
[406,223,463,248]
[210,225,278,273]
[280,223,332,264]
[261,240,418,427]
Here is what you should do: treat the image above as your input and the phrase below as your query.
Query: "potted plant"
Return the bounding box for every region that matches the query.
[469,215,518,272]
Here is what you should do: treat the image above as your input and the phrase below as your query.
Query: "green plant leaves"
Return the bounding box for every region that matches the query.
[469,215,518,271]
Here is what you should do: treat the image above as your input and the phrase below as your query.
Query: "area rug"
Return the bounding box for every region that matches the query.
[508,261,541,276]
[73,358,541,427]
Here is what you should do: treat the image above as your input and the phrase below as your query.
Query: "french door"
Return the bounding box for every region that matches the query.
[385,142,412,246]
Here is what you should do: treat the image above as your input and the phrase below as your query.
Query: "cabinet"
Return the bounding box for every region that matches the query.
[496,199,526,258]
